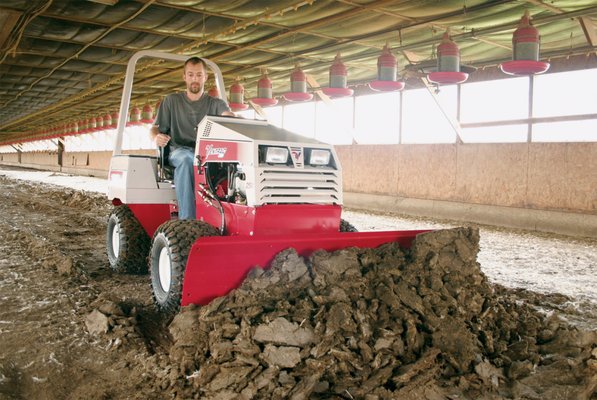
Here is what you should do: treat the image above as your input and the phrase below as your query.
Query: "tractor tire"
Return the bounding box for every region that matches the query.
[149,220,220,316]
[340,218,358,232]
[106,205,151,274]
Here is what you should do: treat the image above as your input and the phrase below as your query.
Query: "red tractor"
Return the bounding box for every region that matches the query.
[106,51,427,315]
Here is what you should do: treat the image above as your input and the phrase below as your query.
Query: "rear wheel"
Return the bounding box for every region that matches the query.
[106,205,150,274]
[149,220,220,316]
[340,218,358,232]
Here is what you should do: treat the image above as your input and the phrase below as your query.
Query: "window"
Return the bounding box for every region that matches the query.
[533,120,597,142]
[354,92,400,144]
[264,105,283,127]
[283,102,316,138]
[402,86,457,143]
[461,77,529,123]
[315,97,353,144]
[534,69,597,117]
[461,124,528,143]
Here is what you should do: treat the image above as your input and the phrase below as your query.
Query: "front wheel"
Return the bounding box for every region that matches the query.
[149,220,220,316]
[106,205,150,274]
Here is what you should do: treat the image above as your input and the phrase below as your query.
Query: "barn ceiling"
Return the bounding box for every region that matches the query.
[0,0,596,143]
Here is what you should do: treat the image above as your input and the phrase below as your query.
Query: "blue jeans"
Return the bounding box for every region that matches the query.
[168,146,196,220]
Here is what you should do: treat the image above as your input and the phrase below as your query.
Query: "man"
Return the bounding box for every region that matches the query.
[151,57,234,220]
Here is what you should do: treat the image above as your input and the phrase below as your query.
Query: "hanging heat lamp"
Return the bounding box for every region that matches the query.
[208,86,220,98]
[103,113,112,130]
[369,43,405,92]
[88,116,97,131]
[427,31,468,85]
[283,65,313,102]
[110,111,119,129]
[500,11,550,76]
[229,78,249,111]
[94,114,104,131]
[128,105,142,126]
[251,69,278,107]
[322,53,354,98]
[78,119,88,134]
[140,103,154,124]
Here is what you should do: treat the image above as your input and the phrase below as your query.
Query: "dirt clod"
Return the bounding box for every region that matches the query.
[162,227,597,399]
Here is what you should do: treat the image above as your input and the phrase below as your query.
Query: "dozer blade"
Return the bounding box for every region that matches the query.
[181,229,430,306]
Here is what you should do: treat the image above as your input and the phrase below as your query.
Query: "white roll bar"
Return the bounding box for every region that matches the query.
[113,50,227,155]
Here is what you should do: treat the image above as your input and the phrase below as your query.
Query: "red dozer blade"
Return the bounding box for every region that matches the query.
[181,230,430,306]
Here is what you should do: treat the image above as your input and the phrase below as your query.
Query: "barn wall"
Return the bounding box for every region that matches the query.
[1,143,595,236]
[336,142,597,214]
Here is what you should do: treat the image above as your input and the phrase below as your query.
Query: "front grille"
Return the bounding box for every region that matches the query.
[257,169,340,204]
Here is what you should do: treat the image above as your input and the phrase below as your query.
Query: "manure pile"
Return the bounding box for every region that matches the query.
[164,228,597,399]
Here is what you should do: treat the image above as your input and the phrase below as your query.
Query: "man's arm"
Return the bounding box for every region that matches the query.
[151,125,170,147]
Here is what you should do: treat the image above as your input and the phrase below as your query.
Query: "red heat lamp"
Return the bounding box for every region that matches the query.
[283,65,314,102]
[427,31,469,85]
[229,79,249,111]
[127,106,142,126]
[369,43,405,92]
[322,53,354,98]
[251,70,279,107]
[139,104,154,124]
[500,11,550,76]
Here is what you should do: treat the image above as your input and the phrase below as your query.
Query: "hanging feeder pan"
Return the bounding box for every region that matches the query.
[283,92,313,102]
[369,80,405,92]
[427,71,469,85]
[321,87,353,98]
[500,60,550,76]
[229,102,249,111]
[250,97,278,107]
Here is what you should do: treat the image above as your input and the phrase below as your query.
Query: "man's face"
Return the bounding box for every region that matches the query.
[183,63,207,94]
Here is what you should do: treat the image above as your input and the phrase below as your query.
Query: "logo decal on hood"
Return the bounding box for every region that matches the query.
[205,144,227,159]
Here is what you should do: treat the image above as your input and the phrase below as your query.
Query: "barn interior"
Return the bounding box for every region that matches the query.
[0,0,596,237]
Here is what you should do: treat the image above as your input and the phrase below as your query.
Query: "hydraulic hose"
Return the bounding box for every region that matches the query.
[205,163,226,235]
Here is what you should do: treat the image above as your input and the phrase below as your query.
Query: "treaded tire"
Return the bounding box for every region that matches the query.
[340,218,358,232]
[106,205,151,274]
[149,220,220,316]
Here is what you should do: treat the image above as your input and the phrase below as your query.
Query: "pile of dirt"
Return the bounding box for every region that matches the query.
[160,227,596,399]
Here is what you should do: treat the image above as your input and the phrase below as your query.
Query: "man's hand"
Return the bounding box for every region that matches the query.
[155,133,170,147]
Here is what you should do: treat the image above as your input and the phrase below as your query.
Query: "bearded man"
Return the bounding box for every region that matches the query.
[151,57,234,220]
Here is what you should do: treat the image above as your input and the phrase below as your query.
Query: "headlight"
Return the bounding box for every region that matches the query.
[309,149,331,166]
[265,147,289,163]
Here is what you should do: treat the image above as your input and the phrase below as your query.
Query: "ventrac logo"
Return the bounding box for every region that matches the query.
[205,144,227,159]
[291,149,302,160]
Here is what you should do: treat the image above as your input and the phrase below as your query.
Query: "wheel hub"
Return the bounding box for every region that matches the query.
[158,247,171,292]
[111,223,120,257]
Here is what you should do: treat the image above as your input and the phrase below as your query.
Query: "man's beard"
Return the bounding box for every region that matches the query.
[188,82,202,94]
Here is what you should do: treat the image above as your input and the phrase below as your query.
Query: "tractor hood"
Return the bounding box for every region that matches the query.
[195,116,343,207]
[197,115,324,144]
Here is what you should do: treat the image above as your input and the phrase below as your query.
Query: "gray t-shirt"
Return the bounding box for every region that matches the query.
[154,92,230,149]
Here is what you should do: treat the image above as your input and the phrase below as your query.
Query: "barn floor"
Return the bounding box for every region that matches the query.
[0,167,595,399]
